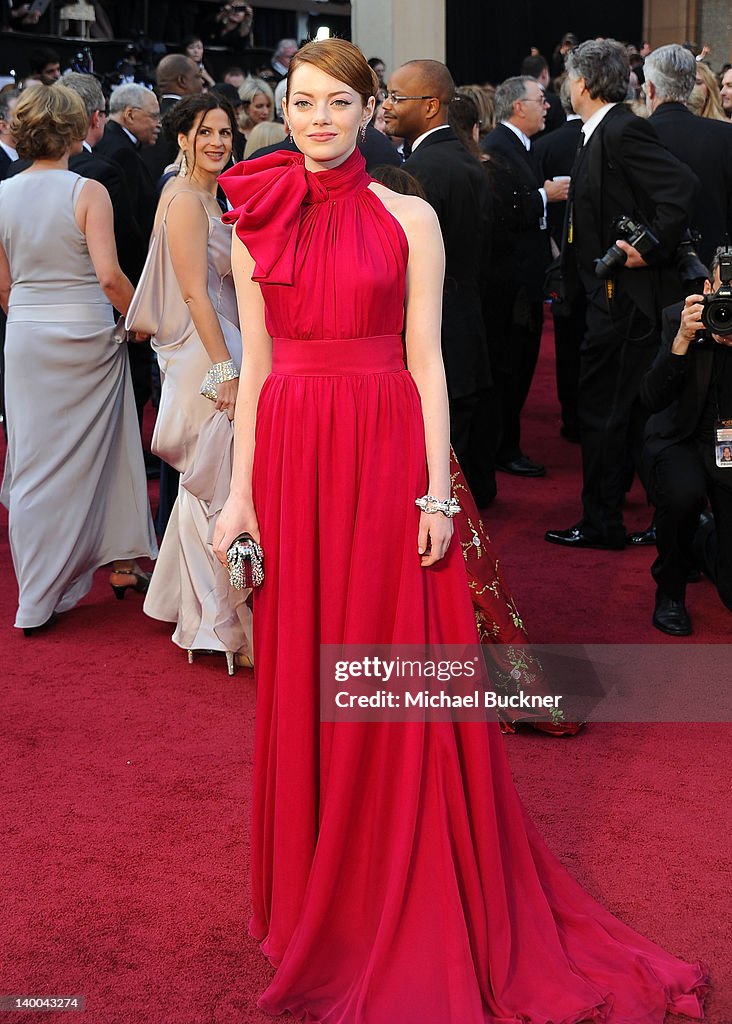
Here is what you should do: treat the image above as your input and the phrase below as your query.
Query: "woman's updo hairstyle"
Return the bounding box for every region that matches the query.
[13,83,88,161]
[286,38,379,106]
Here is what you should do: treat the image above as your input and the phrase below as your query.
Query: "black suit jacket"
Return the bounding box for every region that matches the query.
[534,117,583,248]
[141,95,181,190]
[538,91,566,136]
[6,147,147,283]
[406,126,492,399]
[249,125,400,172]
[562,104,697,323]
[0,147,13,181]
[481,123,551,300]
[94,120,157,240]
[640,302,715,461]
[648,101,732,265]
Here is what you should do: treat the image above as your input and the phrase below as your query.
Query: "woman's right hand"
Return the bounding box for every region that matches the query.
[213,494,260,567]
[215,377,239,421]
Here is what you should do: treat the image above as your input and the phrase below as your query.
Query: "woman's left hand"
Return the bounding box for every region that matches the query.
[417,512,453,566]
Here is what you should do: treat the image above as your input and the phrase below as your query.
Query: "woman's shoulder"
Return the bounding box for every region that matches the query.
[367,182,440,237]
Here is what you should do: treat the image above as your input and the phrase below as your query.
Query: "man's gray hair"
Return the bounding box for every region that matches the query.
[109,82,153,115]
[565,39,629,103]
[494,76,536,122]
[59,72,104,118]
[644,44,696,103]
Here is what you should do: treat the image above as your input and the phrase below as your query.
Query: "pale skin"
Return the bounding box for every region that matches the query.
[212,63,455,568]
[158,107,238,418]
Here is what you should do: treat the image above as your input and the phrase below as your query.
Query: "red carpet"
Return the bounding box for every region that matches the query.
[1,317,730,1024]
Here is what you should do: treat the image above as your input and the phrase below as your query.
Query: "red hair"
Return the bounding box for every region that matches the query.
[287,39,378,106]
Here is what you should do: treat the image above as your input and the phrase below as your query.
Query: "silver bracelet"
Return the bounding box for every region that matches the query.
[415,494,462,518]
[200,359,239,402]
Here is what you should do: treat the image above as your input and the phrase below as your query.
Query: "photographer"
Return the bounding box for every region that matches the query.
[640,249,732,635]
[545,39,698,551]
[204,3,254,51]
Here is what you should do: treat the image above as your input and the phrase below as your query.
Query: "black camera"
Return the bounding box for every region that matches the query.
[594,215,660,280]
[701,249,732,336]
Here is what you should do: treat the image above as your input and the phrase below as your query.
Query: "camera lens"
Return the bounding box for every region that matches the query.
[702,298,732,335]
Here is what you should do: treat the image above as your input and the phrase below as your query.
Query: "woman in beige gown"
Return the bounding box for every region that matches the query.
[0,85,157,634]
[127,93,252,672]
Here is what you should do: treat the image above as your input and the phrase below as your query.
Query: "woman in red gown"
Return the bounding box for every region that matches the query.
[213,39,707,1024]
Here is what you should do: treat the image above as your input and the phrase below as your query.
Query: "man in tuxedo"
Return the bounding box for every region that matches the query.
[95,83,160,427]
[640,253,732,634]
[545,39,697,551]
[382,59,496,507]
[95,83,160,241]
[645,44,732,266]
[535,78,584,442]
[481,76,569,476]
[0,90,19,180]
[142,54,204,185]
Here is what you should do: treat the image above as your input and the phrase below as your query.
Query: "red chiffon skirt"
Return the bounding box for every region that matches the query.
[248,336,707,1023]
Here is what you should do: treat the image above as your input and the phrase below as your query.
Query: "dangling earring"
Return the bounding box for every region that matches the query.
[360,123,367,142]
[178,152,188,177]
[286,124,293,144]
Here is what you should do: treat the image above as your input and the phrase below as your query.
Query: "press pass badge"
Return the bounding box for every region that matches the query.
[715,422,732,468]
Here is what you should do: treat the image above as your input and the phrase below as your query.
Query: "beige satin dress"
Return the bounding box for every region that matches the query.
[126,188,252,659]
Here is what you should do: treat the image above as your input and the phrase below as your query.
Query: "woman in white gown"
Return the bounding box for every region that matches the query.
[127,94,252,672]
[0,84,157,634]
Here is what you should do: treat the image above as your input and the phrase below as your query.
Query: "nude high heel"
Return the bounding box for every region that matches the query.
[187,649,236,676]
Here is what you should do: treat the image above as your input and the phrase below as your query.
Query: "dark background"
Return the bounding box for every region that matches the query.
[447,0,643,84]
[0,1,642,86]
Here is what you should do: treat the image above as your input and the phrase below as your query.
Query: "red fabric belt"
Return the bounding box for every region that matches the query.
[271,335,405,375]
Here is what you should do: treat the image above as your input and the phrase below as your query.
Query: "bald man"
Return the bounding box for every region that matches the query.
[383,60,497,507]
[142,54,204,184]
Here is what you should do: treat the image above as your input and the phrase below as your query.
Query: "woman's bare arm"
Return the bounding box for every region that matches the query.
[372,186,454,566]
[75,179,135,314]
[212,232,273,558]
[0,240,11,314]
[165,189,238,417]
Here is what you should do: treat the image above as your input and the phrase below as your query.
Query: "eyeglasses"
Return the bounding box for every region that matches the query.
[519,96,549,106]
[97,106,109,117]
[383,92,435,104]
[130,106,161,121]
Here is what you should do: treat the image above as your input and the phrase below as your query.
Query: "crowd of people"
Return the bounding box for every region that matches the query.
[1,30,731,645]
[0,24,724,1023]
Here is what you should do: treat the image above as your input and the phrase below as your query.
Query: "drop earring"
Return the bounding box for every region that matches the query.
[178,152,188,177]
[360,123,367,142]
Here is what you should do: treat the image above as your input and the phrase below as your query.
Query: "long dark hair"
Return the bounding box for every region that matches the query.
[164,93,237,173]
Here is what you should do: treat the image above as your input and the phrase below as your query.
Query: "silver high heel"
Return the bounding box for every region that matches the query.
[187,649,236,676]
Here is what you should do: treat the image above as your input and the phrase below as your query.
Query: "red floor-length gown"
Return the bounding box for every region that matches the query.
[220,148,707,1024]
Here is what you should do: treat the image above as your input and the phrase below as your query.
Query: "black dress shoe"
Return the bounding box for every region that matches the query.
[626,523,657,546]
[544,524,626,550]
[652,590,692,636]
[496,455,546,477]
